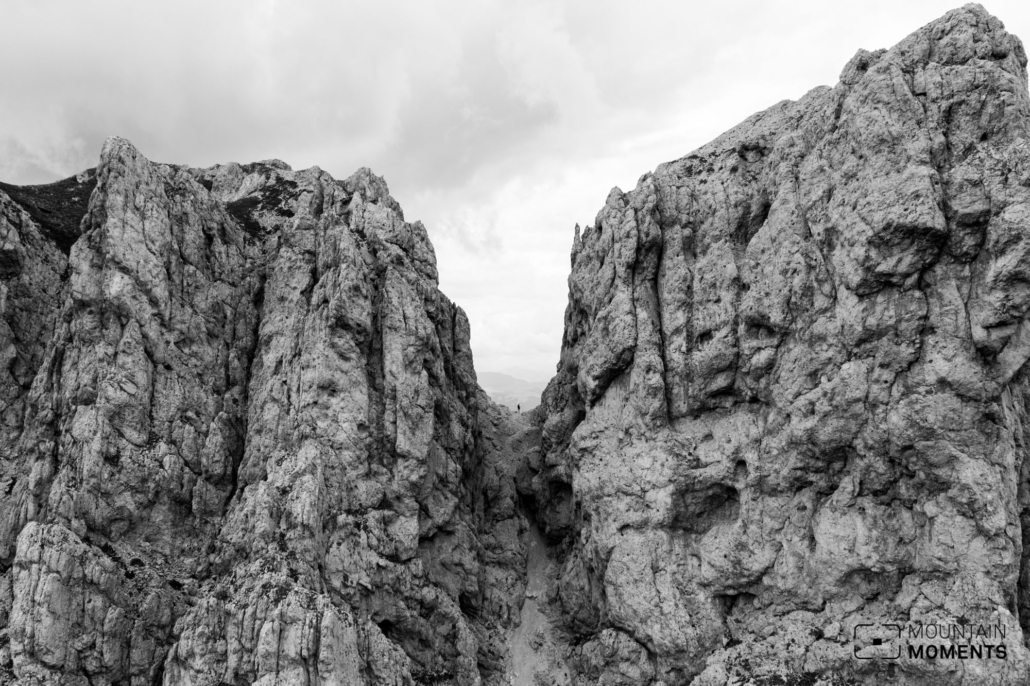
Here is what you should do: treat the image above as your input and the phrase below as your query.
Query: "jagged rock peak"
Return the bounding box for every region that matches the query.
[0,136,532,685]
[99,134,143,162]
[255,158,292,171]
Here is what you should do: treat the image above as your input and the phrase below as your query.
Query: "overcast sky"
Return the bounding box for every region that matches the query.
[2,1,1028,382]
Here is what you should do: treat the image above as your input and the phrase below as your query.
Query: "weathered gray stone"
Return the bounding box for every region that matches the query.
[5,5,1030,685]
[532,4,1030,684]
[0,138,527,685]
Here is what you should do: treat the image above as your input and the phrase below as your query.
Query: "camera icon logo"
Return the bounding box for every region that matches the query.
[853,623,902,660]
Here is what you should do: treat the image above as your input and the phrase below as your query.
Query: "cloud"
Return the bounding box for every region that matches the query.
[2,0,1029,381]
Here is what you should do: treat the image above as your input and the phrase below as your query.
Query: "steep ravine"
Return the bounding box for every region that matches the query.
[4,4,1030,686]
[502,410,572,686]
[507,520,570,686]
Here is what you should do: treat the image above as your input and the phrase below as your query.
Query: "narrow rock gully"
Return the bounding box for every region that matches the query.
[504,412,572,685]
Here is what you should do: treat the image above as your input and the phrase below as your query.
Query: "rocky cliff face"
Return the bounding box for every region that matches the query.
[0,139,534,685]
[5,5,1030,686]
[531,4,1030,685]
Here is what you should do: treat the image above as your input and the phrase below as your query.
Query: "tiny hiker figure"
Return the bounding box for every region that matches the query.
[517,404,521,413]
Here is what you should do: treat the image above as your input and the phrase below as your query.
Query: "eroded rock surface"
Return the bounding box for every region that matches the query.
[0,140,528,685]
[531,4,1030,684]
[5,5,1030,686]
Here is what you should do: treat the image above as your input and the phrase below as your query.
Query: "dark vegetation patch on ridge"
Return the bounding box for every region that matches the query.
[0,170,97,254]
[225,177,300,238]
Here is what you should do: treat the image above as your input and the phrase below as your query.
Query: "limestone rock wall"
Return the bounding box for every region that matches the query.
[533,4,1030,684]
[0,139,527,685]
[6,5,1030,686]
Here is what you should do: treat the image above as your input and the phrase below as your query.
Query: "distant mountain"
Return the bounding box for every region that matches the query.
[478,371,547,412]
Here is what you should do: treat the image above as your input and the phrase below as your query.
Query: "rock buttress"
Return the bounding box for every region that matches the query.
[0,140,527,685]
[533,4,1030,684]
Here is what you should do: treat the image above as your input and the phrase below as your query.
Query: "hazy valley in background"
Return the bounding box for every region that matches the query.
[477,371,547,411]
